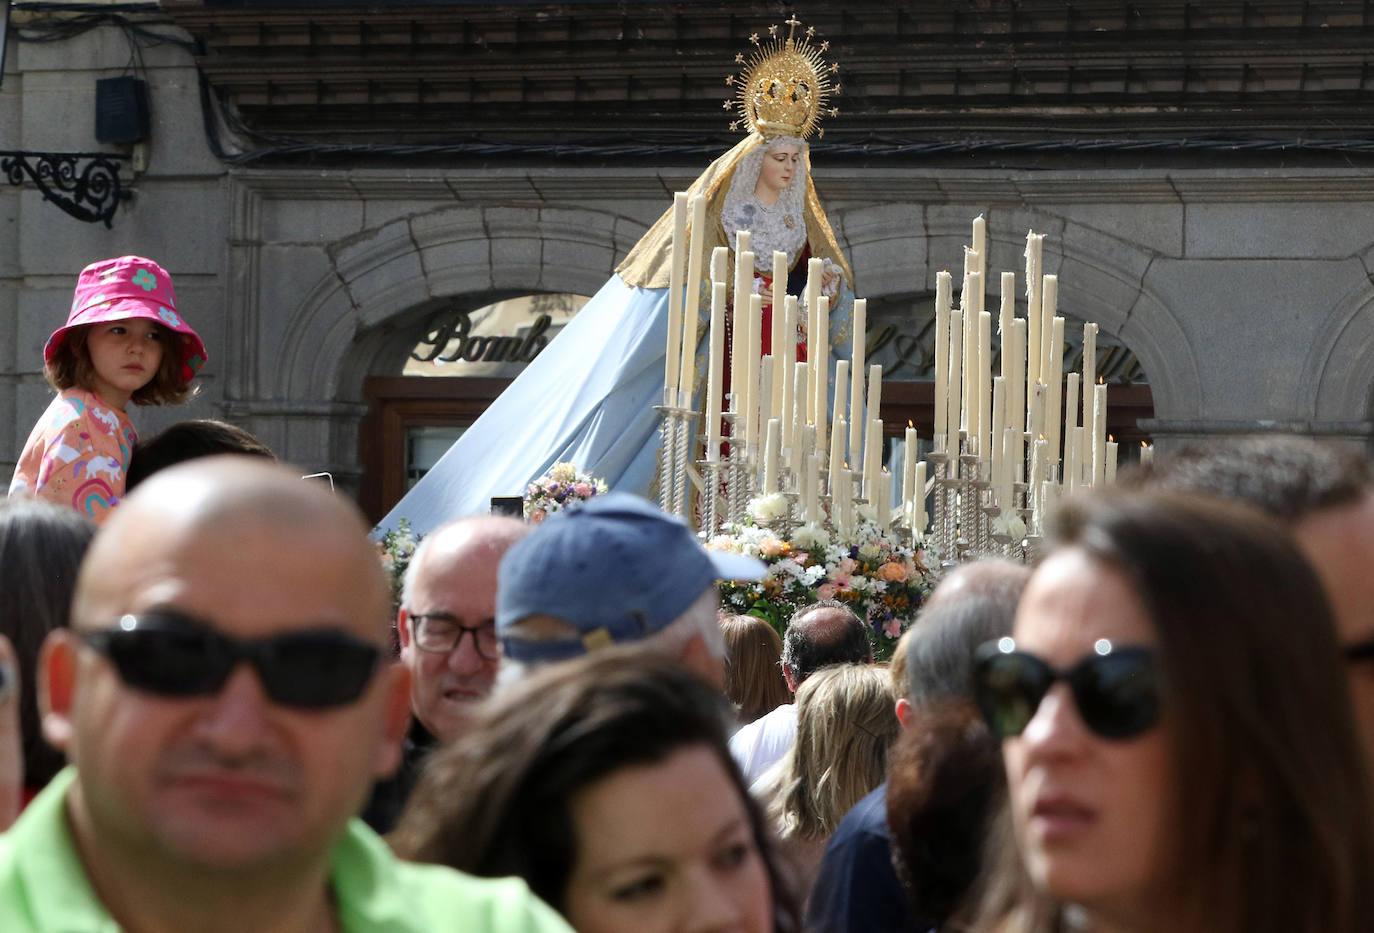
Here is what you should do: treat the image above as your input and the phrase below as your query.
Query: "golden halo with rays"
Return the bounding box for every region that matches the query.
[722,14,841,140]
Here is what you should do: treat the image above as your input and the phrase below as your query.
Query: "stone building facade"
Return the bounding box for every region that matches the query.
[5,2,1374,518]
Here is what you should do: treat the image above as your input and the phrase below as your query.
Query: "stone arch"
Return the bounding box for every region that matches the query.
[832,203,1201,419]
[277,203,641,404]
[1300,269,1374,421]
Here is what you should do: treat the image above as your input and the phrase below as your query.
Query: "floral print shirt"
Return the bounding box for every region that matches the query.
[8,387,137,524]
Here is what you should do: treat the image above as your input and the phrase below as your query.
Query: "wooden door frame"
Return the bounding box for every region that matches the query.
[359,376,511,523]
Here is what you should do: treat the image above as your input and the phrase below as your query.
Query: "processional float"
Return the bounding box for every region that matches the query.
[654,21,1150,565]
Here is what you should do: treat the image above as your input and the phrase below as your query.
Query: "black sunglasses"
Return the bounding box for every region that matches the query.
[83,610,382,710]
[973,638,1161,741]
[1347,638,1374,664]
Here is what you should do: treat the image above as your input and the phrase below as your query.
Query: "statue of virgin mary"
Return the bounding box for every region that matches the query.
[380,21,854,534]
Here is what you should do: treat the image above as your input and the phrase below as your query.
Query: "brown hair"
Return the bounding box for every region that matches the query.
[0,498,95,787]
[721,614,790,723]
[391,647,801,932]
[975,491,1374,933]
[769,664,897,842]
[45,323,195,406]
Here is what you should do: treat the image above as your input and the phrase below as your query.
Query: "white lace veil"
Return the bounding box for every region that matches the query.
[721,136,810,274]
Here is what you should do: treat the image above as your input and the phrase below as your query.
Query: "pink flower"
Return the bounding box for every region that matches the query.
[877,561,909,583]
[883,618,903,639]
[817,582,839,600]
[837,557,857,575]
[573,482,594,498]
[529,510,546,524]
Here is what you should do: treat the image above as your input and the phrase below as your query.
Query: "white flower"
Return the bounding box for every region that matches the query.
[747,492,789,524]
[802,564,827,586]
[790,523,831,550]
[857,541,883,563]
[992,510,1028,541]
[848,576,876,595]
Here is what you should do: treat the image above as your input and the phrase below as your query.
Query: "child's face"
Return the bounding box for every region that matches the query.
[86,318,165,408]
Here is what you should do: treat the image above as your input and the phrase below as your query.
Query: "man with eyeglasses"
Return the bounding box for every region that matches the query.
[0,458,569,933]
[363,515,527,833]
[1133,436,1374,772]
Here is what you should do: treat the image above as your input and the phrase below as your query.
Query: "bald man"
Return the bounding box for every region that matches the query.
[0,458,569,933]
[364,516,528,833]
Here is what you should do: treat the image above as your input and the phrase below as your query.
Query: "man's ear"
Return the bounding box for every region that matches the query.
[372,663,413,781]
[894,697,914,729]
[782,665,799,695]
[396,608,413,652]
[39,630,80,753]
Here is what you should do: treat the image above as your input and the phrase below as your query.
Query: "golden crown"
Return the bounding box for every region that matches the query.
[723,15,840,140]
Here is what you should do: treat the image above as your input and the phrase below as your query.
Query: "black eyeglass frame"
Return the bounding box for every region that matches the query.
[972,639,1162,742]
[407,612,500,661]
[81,610,382,710]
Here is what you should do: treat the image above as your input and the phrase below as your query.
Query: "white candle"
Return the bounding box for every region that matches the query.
[828,361,849,473]
[933,271,952,447]
[834,464,851,538]
[1106,437,1119,485]
[1064,372,1080,485]
[829,416,847,495]
[813,295,830,463]
[805,258,824,420]
[704,281,728,461]
[849,298,867,467]
[1030,437,1048,517]
[1040,275,1059,395]
[902,424,918,525]
[771,250,787,391]
[731,250,755,421]
[961,260,980,433]
[1025,232,1043,389]
[972,214,987,308]
[763,418,781,493]
[664,192,688,406]
[711,245,728,285]
[990,376,1006,509]
[913,460,928,535]
[999,271,1015,341]
[861,363,882,474]
[1029,382,1045,449]
[864,418,883,502]
[878,468,893,528]
[806,452,821,524]
[1092,383,1108,487]
[1081,322,1098,480]
[947,309,964,456]
[977,310,992,459]
[1141,441,1154,467]
[744,293,763,451]
[757,355,775,463]
[679,196,710,407]
[1000,426,1016,513]
[790,364,809,478]
[1009,318,1027,480]
[782,296,798,425]
[1064,425,1080,494]
[1045,317,1065,474]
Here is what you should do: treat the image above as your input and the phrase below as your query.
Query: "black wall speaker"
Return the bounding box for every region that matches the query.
[95,76,151,145]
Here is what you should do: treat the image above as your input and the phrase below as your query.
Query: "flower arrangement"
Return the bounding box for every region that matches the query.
[524,461,609,523]
[707,502,937,660]
[378,518,422,612]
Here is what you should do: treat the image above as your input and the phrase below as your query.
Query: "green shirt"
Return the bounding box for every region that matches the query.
[0,768,572,933]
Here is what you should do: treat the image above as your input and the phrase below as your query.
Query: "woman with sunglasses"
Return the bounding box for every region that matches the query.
[971,492,1374,933]
[391,648,800,933]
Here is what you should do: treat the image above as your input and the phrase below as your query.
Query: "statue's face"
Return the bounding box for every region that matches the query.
[755,144,801,201]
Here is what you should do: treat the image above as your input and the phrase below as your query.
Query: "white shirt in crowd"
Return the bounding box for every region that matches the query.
[729,702,798,786]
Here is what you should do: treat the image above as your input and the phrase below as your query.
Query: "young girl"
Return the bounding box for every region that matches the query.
[8,256,207,523]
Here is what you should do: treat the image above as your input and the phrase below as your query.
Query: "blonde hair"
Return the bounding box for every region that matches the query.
[770,664,897,841]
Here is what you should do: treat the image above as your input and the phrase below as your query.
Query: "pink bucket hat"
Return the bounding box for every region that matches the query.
[44,256,208,385]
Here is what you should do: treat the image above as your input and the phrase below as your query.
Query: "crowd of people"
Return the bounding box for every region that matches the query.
[1,256,1373,931]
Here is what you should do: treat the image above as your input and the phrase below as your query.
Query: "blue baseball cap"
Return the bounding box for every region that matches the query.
[496,492,765,664]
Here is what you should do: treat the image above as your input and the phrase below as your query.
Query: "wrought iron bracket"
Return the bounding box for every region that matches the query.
[0,151,130,227]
